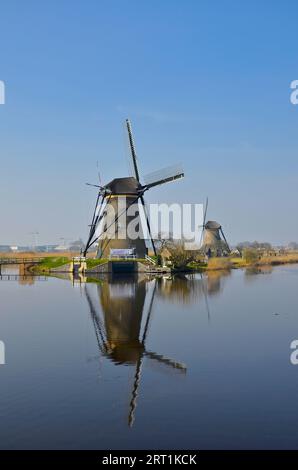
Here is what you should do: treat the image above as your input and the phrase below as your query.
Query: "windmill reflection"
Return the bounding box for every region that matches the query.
[84,274,187,427]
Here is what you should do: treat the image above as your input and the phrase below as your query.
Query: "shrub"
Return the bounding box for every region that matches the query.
[168,242,195,270]
[243,248,259,264]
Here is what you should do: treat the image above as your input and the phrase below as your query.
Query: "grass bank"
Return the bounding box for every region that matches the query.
[31,256,150,273]
[32,256,71,272]
[200,253,298,272]
[25,252,298,275]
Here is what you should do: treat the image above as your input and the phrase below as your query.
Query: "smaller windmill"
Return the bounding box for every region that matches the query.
[199,198,230,257]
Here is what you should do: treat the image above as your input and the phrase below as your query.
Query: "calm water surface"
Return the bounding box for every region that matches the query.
[0,264,298,449]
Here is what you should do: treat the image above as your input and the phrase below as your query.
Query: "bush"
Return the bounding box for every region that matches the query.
[168,242,195,270]
[243,248,259,264]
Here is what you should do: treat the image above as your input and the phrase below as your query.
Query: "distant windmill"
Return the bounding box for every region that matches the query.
[84,120,184,258]
[199,198,230,256]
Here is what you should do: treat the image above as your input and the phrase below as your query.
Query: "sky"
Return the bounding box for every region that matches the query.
[0,0,297,246]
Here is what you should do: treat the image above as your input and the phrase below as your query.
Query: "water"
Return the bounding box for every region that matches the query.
[0,264,298,449]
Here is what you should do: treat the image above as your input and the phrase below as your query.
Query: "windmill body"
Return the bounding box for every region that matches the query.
[199,199,231,257]
[202,220,230,256]
[98,177,147,258]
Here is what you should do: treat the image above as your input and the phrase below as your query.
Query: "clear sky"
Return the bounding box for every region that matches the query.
[0,0,297,246]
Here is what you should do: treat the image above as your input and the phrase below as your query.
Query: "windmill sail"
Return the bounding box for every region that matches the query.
[126,119,140,182]
[143,164,184,190]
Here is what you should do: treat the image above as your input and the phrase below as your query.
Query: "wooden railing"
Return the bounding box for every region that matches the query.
[145,254,156,265]
[0,258,43,265]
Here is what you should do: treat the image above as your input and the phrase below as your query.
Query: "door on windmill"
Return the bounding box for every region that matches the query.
[109,248,136,259]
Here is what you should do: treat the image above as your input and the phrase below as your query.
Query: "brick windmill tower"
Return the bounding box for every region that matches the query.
[199,198,230,257]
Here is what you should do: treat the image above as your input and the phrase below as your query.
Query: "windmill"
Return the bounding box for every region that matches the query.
[83,120,184,258]
[199,198,230,257]
[84,277,186,427]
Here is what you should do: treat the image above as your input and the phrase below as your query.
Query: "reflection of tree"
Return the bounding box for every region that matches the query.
[156,270,231,304]
[245,265,273,280]
[156,275,202,304]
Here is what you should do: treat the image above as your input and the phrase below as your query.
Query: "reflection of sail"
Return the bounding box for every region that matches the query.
[200,273,211,323]
[84,274,186,427]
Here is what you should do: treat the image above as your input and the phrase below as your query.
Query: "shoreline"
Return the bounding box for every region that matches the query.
[2,252,298,275]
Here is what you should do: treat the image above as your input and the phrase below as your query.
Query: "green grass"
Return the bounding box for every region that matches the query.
[85,276,104,284]
[109,258,147,262]
[187,261,207,271]
[33,256,71,272]
[86,258,108,269]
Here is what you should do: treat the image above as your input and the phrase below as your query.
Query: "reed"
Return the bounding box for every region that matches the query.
[207,257,232,270]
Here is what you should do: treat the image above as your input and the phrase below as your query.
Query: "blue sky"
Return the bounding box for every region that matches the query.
[0,0,297,246]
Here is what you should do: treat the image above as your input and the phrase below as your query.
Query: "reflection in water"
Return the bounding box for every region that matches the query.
[1,264,297,448]
[0,264,48,285]
[206,270,231,295]
[83,269,234,426]
[0,273,47,285]
[245,265,273,279]
[84,274,187,427]
[156,270,230,304]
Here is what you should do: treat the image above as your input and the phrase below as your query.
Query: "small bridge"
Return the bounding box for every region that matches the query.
[0,258,43,275]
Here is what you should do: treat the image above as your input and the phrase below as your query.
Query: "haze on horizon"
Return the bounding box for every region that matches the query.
[0,1,297,247]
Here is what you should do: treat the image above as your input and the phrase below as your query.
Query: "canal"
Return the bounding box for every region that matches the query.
[0,265,297,449]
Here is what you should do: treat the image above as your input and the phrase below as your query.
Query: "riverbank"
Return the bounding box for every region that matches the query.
[24,251,298,274]
[196,253,298,272]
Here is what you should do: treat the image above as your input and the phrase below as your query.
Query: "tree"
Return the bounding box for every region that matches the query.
[243,248,259,264]
[167,241,195,270]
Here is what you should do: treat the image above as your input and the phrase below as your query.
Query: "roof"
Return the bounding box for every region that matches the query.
[104,177,142,195]
[205,220,221,230]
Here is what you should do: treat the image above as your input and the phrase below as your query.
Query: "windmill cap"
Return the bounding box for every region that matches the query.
[205,220,222,229]
[104,177,142,195]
